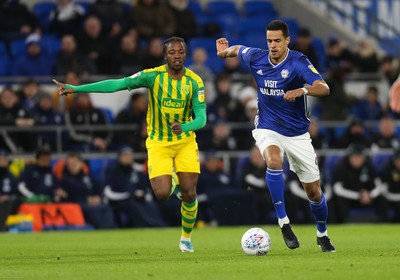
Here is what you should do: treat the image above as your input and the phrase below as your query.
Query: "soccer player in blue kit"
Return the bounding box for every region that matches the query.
[216,20,335,252]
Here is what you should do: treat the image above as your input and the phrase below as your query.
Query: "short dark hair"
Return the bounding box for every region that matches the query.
[163,36,188,55]
[266,20,290,38]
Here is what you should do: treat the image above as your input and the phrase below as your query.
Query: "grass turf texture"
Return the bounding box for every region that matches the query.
[1,224,399,280]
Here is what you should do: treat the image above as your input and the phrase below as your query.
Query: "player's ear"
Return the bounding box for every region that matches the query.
[286,36,291,45]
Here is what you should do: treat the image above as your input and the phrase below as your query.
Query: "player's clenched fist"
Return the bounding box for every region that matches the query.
[52,79,74,96]
[216,38,229,58]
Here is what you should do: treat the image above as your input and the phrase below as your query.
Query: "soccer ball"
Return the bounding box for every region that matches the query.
[241,228,271,256]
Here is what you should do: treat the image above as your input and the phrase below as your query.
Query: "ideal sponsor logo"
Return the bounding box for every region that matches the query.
[162,98,185,108]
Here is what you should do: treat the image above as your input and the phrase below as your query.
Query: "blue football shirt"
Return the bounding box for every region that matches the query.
[238,47,323,136]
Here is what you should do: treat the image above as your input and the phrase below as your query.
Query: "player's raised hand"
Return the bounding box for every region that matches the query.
[52,79,74,96]
[389,79,400,113]
[216,38,229,58]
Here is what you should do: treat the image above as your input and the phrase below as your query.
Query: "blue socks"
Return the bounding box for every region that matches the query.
[309,192,328,234]
[266,168,287,219]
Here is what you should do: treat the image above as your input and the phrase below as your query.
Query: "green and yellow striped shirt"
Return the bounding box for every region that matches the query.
[124,65,205,143]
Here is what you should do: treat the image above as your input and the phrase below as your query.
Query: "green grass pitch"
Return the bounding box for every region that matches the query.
[1,224,399,280]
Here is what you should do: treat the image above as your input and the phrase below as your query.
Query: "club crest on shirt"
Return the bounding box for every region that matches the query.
[281,69,289,79]
[308,65,319,74]
[182,85,190,95]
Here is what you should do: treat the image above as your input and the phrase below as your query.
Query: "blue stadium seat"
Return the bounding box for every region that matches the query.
[41,35,61,57]
[323,155,343,184]
[188,1,204,16]
[207,1,239,17]
[279,17,299,40]
[89,158,109,183]
[0,41,7,57]
[101,107,114,124]
[33,2,57,31]
[312,38,327,73]
[206,56,224,75]
[10,39,26,58]
[232,17,270,38]
[372,154,391,176]
[188,37,216,55]
[0,56,11,76]
[243,1,278,18]
[242,33,267,49]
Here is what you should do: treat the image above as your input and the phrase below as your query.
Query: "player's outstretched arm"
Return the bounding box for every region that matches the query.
[216,38,241,59]
[52,78,128,96]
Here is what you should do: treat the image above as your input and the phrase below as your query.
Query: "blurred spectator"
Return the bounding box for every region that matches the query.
[197,151,232,226]
[371,114,400,150]
[11,34,53,76]
[325,38,355,73]
[0,0,40,35]
[350,85,384,121]
[221,56,246,78]
[16,79,46,113]
[110,34,143,75]
[309,118,330,150]
[132,0,176,39]
[113,92,147,152]
[290,27,319,68]
[187,47,214,83]
[104,147,165,227]
[54,34,97,77]
[336,118,372,149]
[52,70,80,112]
[353,37,379,73]
[167,0,198,41]
[239,146,274,224]
[212,73,244,122]
[17,147,56,202]
[0,87,36,153]
[318,64,358,121]
[49,0,86,38]
[87,0,131,40]
[77,16,109,74]
[141,37,164,69]
[65,93,112,152]
[199,121,237,152]
[380,56,399,85]
[55,152,116,229]
[380,149,400,222]
[33,93,66,152]
[0,149,19,231]
[332,144,388,223]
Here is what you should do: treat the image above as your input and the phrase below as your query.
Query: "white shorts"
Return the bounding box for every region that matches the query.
[252,129,320,183]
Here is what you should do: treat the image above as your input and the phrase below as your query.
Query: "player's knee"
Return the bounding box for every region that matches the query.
[306,189,321,202]
[153,188,170,201]
[181,188,196,203]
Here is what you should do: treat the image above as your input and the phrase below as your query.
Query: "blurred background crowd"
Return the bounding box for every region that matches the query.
[0,0,400,230]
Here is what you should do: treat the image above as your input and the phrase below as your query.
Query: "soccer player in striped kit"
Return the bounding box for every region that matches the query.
[216,20,335,252]
[53,37,206,252]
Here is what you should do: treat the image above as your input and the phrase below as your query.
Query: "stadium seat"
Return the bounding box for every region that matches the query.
[206,56,224,75]
[188,37,216,55]
[279,17,299,40]
[232,17,271,38]
[0,56,11,76]
[0,41,7,57]
[243,1,278,18]
[101,107,114,124]
[33,2,57,31]
[372,153,391,176]
[312,37,327,73]
[10,39,26,58]
[207,1,239,17]
[323,155,343,184]
[41,35,61,57]
[88,158,108,183]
